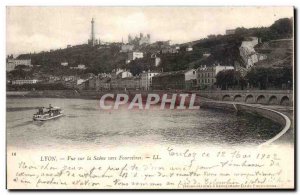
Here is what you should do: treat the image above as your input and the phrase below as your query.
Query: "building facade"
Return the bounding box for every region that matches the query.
[140,72,159,90]
[70,64,87,70]
[110,77,141,90]
[12,79,39,85]
[77,64,86,70]
[154,57,161,67]
[76,80,89,90]
[122,77,141,89]
[88,77,97,90]
[196,65,234,87]
[128,52,144,61]
[77,79,87,85]
[61,62,68,66]
[226,29,236,35]
[6,62,16,72]
[48,76,61,83]
[120,44,134,53]
[6,59,31,72]
[186,46,193,52]
[111,69,133,79]
[152,69,197,90]
[239,37,266,69]
[96,77,111,90]
[62,75,78,82]
[120,71,133,78]
[128,33,150,46]
[161,47,178,54]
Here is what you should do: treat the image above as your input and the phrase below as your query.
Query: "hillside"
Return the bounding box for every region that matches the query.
[157,18,293,72]
[15,17,293,76]
[18,43,127,74]
[254,39,293,68]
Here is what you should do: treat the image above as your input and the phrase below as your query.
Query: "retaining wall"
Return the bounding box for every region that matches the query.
[201,100,291,145]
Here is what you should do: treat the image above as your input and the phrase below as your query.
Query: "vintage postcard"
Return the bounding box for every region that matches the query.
[6,6,294,190]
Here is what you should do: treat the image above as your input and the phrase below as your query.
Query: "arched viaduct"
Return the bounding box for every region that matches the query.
[198,90,293,106]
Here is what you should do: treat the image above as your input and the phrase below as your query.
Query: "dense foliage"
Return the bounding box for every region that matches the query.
[246,67,293,89]
[18,44,127,74]
[216,67,293,90]
[216,70,246,90]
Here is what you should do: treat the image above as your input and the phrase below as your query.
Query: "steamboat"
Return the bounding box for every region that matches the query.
[33,105,63,121]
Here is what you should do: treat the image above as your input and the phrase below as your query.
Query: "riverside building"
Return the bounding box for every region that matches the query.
[196,64,234,87]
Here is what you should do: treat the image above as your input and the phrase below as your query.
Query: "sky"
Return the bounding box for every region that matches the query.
[6,6,293,55]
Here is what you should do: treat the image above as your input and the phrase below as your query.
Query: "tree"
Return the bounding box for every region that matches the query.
[270,18,293,35]
[245,67,293,90]
[216,70,243,90]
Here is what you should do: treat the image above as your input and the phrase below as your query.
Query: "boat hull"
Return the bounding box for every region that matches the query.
[33,114,64,121]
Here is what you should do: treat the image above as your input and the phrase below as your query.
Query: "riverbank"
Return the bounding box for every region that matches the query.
[200,101,293,146]
[7,90,101,99]
[7,90,182,100]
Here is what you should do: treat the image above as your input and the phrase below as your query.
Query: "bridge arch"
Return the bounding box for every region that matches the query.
[280,96,290,106]
[256,95,266,104]
[234,94,242,102]
[245,95,254,104]
[222,95,231,101]
[268,96,278,105]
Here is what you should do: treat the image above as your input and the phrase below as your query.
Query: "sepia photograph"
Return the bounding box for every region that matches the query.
[6,6,295,190]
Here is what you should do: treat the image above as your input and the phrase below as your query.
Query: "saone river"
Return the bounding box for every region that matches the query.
[6,98,282,150]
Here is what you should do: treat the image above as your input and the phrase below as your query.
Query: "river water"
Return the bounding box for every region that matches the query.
[6,98,282,150]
